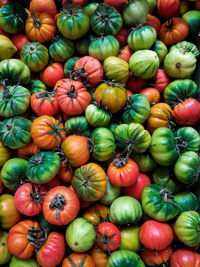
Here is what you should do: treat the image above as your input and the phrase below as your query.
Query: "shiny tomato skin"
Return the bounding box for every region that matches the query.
[139,87,160,105]
[139,220,174,251]
[40,62,64,87]
[173,98,200,126]
[141,246,173,266]
[170,249,200,267]
[37,232,65,267]
[126,72,147,93]
[123,173,151,201]
[154,69,170,93]
[11,34,30,57]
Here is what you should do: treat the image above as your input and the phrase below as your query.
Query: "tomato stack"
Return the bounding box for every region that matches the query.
[0,0,200,266]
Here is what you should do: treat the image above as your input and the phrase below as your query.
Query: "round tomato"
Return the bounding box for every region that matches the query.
[62,253,95,267]
[154,69,170,93]
[170,249,200,267]
[40,62,64,87]
[139,88,160,105]
[145,14,161,33]
[42,186,80,225]
[9,256,40,267]
[139,220,174,250]
[133,152,157,173]
[107,250,145,267]
[85,103,111,127]
[90,245,108,267]
[120,226,141,252]
[11,34,30,57]
[157,0,180,18]
[83,204,109,225]
[126,72,147,93]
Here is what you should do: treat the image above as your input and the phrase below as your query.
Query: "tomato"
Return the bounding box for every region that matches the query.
[56,79,91,115]
[104,0,128,11]
[139,220,174,250]
[141,246,173,266]
[174,191,199,215]
[72,163,107,202]
[25,12,56,43]
[107,250,145,267]
[14,183,47,216]
[7,219,40,259]
[123,173,151,201]
[40,63,64,87]
[90,245,108,267]
[174,211,200,247]
[0,178,3,195]
[66,218,96,252]
[31,115,66,150]
[65,116,90,137]
[170,249,200,267]
[0,231,12,264]
[36,231,65,267]
[133,152,157,172]
[9,256,40,267]
[159,17,189,46]
[96,222,121,254]
[26,151,60,184]
[120,226,141,252]
[157,0,180,18]
[154,69,170,93]
[42,185,80,225]
[0,141,11,167]
[107,157,139,187]
[27,79,46,95]
[64,57,80,78]
[139,88,160,105]
[173,98,200,126]
[11,34,30,57]
[83,204,109,226]
[100,176,121,205]
[84,3,99,17]
[109,196,142,225]
[115,26,129,47]
[17,141,40,160]
[85,103,111,127]
[145,14,161,33]
[62,253,95,267]
[126,72,147,93]
[118,45,133,63]
[29,0,57,17]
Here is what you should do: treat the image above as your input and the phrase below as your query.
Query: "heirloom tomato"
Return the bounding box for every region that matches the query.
[123,0,148,26]
[100,176,121,205]
[90,245,108,267]
[170,249,200,267]
[141,246,173,266]
[145,14,161,33]
[11,34,30,57]
[27,79,46,95]
[83,204,109,225]
[153,40,168,64]
[107,250,145,267]
[40,62,64,87]
[0,231,12,264]
[0,141,10,167]
[29,0,57,17]
[174,191,199,215]
[139,87,160,105]
[157,0,180,18]
[62,253,95,267]
[85,103,111,127]
[154,69,170,93]
[9,256,40,267]
[120,226,141,252]
[18,141,40,160]
[133,152,157,172]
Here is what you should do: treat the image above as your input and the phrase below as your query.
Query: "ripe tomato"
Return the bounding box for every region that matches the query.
[141,246,173,266]
[104,0,128,11]
[107,157,139,187]
[157,0,181,18]
[96,222,121,254]
[123,173,151,201]
[118,45,133,63]
[14,183,47,216]
[83,204,109,225]
[42,186,80,225]
[11,34,30,57]
[145,14,161,34]
[126,72,147,93]
[17,141,40,160]
[139,88,160,105]
[115,26,129,47]
[57,161,74,183]
[44,176,61,190]
[173,98,200,126]
[90,244,108,267]
[170,249,200,267]
[139,220,174,251]
[62,253,95,267]
[40,62,64,87]
[154,69,170,93]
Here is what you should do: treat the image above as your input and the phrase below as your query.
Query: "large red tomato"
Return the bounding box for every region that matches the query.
[157,0,181,18]
[107,157,139,187]
[42,186,80,225]
[40,62,64,87]
[14,183,47,216]
[17,141,40,160]
[139,220,174,251]
[123,173,151,201]
[173,98,200,126]
[96,222,121,254]
[170,249,200,267]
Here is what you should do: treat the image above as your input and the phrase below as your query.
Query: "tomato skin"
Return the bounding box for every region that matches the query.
[115,26,129,47]
[14,183,47,217]
[40,63,64,87]
[141,246,173,266]
[96,222,121,253]
[7,219,40,259]
[157,0,180,18]
[37,232,65,267]
[83,204,109,225]
[62,252,95,267]
[173,98,200,126]
[126,72,147,93]
[17,141,40,160]
[139,220,174,251]
[118,45,133,63]
[107,158,139,187]
[90,245,108,267]
[0,178,3,194]
[145,14,161,33]
[104,0,128,11]
[30,0,57,17]
[11,34,30,57]
[123,173,151,201]
[57,161,73,183]
[139,87,160,105]
[43,186,80,226]
[170,249,200,267]
[154,69,170,93]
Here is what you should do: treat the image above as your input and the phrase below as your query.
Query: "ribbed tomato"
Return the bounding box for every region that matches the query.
[17,141,40,160]
[154,69,170,93]
[157,0,180,18]
[139,88,160,105]
[118,45,133,63]
[40,62,64,87]
[145,14,161,33]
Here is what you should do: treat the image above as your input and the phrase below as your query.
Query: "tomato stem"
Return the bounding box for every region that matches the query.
[49,193,66,220]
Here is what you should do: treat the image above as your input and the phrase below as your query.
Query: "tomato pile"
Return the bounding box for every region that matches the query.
[0,0,200,266]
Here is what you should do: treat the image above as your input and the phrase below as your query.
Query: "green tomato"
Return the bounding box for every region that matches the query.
[26,151,60,184]
[66,218,95,252]
[84,3,99,17]
[0,231,12,264]
[100,176,121,205]
[65,116,90,137]
[133,152,157,172]
[141,184,179,221]
[0,116,32,149]
[183,10,200,33]
[0,59,30,85]
[153,40,168,64]
[9,256,39,267]
[57,6,89,40]
[86,103,111,127]
[1,158,28,190]
[64,57,80,78]
[174,211,200,247]
[170,41,199,58]
[120,226,141,252]
[122,94,150,124]
[164,49,197,79]
[107,250,145,267]
[49,36,75,62]
[89,35,119,62]
[91,127,116,161]
[76,33,96,56]
[174,192,199,215]
[27,79,46,95]
[174,151,200,185]
[128,26,157,51]
[109,196,143,225]
[147,0,156,13]
[129,50,159,79]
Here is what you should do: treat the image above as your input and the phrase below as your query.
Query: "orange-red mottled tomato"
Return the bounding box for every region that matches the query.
[18,141,40,160]
[118,45,133,63]
[141,246,173,266]
[62,253,95,267]
[145,14,161,33]
[40,62,64,87]
[139,87,160,105]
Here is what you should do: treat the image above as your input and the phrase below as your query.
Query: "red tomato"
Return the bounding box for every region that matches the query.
[40,62,64,87]
[126,89,133,98]
[14,183,47,216]
[139,220,174,251]
[139,87,160,105]
[123,173,151,201]
[57,162,74,183]
[157,0,180,18]
[115,26,129,47]
[0,0,7,7]
[37,231,65,267]
[42,186,80,225]
[107,157,139,187]
[126,72,147,93]
[96,222,121,254]
[44,176,61,190]
[11,34,30,57]
[170,249,200,267]
[17,141,40,160]
[104,0,128,11]
[173,98,200,126]
[154,69,170,93]
[118,45,133,63]
[141,246,173,266]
